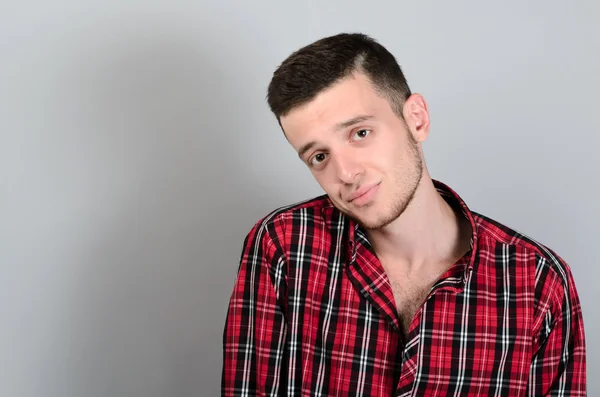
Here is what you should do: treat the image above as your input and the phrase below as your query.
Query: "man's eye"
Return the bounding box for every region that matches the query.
[353,129,371,140]
[310,153,327,165]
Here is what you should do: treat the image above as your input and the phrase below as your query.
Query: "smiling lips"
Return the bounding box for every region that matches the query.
[347,183,380,206]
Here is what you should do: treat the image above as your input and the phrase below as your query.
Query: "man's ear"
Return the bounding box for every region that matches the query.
[402,94,430,143]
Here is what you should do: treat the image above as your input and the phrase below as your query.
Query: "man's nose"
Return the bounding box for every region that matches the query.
[334,152,363,184]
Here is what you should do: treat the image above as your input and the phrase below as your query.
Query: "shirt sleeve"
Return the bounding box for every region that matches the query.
[528,259,586,396]
[222,221,287,397]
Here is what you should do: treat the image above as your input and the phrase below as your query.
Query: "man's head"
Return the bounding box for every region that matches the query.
[267,33,431,230]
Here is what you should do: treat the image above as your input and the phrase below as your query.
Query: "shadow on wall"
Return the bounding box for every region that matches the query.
[62,32,280,397]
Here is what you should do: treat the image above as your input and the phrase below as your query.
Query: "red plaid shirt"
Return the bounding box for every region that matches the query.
[222,181,586,396]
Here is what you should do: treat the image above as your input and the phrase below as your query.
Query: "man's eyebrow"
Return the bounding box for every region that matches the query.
[297,116,374,160]
[298,141,317,159]
[335,115,374,132]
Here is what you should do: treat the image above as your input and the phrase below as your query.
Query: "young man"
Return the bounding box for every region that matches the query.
[222,33,586,396]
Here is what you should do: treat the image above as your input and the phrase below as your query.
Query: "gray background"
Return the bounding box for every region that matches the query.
[1,1,598,396]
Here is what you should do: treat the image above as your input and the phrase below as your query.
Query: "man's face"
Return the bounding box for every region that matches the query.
[281,72,426,230]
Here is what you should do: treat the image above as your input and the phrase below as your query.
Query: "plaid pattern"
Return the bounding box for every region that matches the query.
[222,181,586,396]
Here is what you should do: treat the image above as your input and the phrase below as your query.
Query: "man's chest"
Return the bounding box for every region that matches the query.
[280,256,537,396]
[389,278,432,337]
[384,265,448,337]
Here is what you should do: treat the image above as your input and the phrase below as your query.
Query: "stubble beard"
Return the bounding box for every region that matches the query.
[353,139,424,231]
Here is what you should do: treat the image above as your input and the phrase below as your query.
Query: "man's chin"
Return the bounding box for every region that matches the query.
[349,211,395,231]
[357,217,392,231]
[332,202,392,229]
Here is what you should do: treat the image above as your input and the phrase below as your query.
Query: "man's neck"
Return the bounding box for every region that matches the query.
[366,176,472,273]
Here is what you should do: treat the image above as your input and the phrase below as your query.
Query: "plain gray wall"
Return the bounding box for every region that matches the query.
[1,1,598,396]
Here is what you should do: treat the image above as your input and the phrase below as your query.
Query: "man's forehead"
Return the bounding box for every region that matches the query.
[281,81,379,138]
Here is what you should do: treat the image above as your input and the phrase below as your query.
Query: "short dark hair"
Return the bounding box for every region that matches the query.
[267,33,412,122]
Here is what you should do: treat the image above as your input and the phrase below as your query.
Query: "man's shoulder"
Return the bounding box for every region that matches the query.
[472,211,572,285]
[259,194,334,223]
[247,194,340,242]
